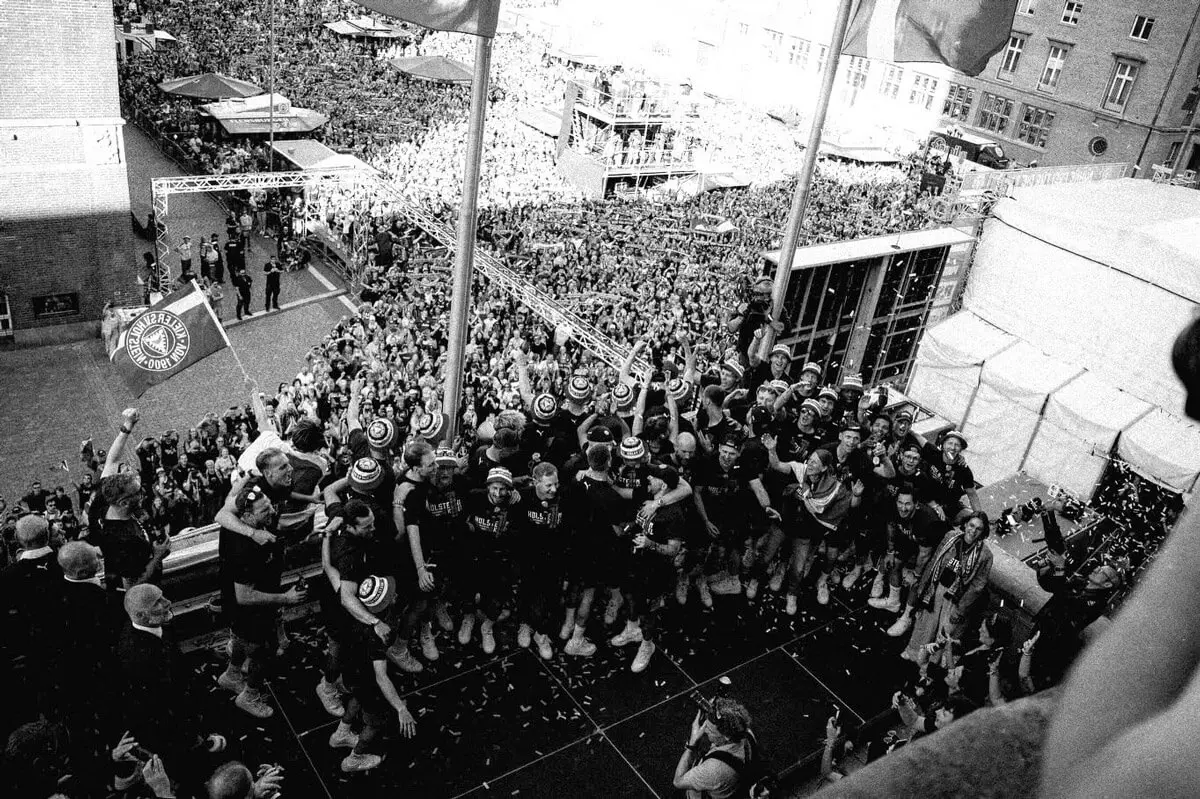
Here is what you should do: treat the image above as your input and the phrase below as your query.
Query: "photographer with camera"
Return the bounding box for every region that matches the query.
[673,697,763,799]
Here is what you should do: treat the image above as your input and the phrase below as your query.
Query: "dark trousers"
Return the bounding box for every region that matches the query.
[265,277,281,310]
[236,288,252,318]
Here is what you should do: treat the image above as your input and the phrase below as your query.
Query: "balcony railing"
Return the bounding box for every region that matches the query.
[958,162,1134,194]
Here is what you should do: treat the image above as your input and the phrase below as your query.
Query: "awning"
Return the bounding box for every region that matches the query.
[518,106,563,137]
[388,55,472,85]
[323,15,407,38]
[159,72,262,100]
[906,310,1018,427]
[200,94,326,136]
[271,140,369,170]
[550,48,601,66]
[820,141,901,164]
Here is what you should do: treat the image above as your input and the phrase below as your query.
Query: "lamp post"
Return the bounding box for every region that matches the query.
[267,0,276,172]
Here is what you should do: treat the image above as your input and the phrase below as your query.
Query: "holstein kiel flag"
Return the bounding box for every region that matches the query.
[110,281,230,397]
[354,0,501,37]
[843,0,1020,78]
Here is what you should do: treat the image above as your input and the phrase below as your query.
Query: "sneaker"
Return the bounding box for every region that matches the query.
[868,593,901,613]
[603,592,623,626]
[481,621,496,654]
[870,571,886,599]
[631,640,656,673]
[610,623,644,647]
[340,752,383,773]
[841,564,863,590]
[675,576,689,605]
[559,610,576,641]
[328,723,359,749]
[887,613,913,638]
[235,688,274,719]
[899,649,915,662]
[435,605,454,632]
[768,561,786,593]
[534,633,553,661]
[387,643,424,673]
[817,579,830,606]
[745,578,759,600]
[697,579,714,609]
[564,635,597,657]
[518,623,533,649]
[497,608,512,623]
[785,594,798,616]
[458,614,475,646]
[217,667,246,694]
[316,678,345,718]
[420,625,439,662]
[712,575,742,595]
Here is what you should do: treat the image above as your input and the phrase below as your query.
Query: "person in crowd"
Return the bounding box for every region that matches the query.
[673,699,758,799]
[263,256,283,312]
[460,467,518,654]
[513,462,566,660]
[232,266,254,320]
[868,483,948,631]
[205,761,284,799]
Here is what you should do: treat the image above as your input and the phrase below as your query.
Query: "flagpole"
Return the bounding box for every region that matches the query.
[193,278,250,382]
[762,0,855,362]
[443,33,493,444]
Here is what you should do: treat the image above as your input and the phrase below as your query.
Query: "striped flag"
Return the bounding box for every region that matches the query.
[354,0,501,37]
[110,281,231,397]
[843,0,1020,77]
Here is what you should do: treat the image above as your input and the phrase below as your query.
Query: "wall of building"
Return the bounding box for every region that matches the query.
[0,0,133,344]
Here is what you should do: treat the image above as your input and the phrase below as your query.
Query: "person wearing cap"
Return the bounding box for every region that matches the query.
[612,464,685,673]
[216,481,307,719]
[747,343,794,395]
[887,407,921,460]
[692,434,757,603]
[522,392,578,468]
[693,385,739,456]
[513,462,568,660]
[833,374,866,431]
[344,379,399,500]
[461,467,519,654]
[912,428,980,524]
[329,575,417,773]
[468,426,526,488]
[415,449,469,640]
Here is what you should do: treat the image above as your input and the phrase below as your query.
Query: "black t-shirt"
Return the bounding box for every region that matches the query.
[822,443,874,485]
[749,362,793,392]
[467,445,528,488]
[330,529,393,587]
[22,489,49,512]
[567,474,627,549]
[465,490,515,556]
[920,442,975,511]
[342,610,390,701]
[98,517,158,590]
[883,503,948,554]
[219,526,284,630]
[613,462,651,511]
[348,429,397,508]
[516,488,567,566]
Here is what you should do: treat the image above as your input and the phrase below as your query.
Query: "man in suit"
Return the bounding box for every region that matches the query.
[0,515,62,722]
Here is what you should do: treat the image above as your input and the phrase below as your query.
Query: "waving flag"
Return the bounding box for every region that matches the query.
[355,0,501,37]
[110,281,230,397]
[843,0,1020,77]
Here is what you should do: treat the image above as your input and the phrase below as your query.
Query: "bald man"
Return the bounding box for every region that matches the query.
[205,761,283,799]
[57,541,117,670]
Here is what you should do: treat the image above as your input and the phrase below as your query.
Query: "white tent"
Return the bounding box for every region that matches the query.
[959,341,1083,486]
[1022,372,1153,499]
[906,310,1017,427]
[1117,409,1200,493]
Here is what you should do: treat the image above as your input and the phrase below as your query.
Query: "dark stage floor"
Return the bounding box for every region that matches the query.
[179,578,916,798]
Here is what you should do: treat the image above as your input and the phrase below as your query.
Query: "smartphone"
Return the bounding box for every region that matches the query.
[131,745,154,763]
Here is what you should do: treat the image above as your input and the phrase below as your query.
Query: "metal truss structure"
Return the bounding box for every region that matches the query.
[151,168,649,375]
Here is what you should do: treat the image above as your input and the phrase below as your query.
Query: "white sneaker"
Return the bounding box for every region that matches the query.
[340,752,383,772]
[565,635,597,657]
[887,613,913,638]
[387,643,424,673]
[481,621,496,654]
[559,610,576,641]
[610,622,644,647]
[768,561,786,593]
[697,579,713,608]
[745,578,759,600]
[870,571,886,599]
[518,623,533,649]
[712,575,742,595]
[534,633,553,660]
[603,592,623,626]
[785,594,798,616]
[217,666,246,694]
[235,688,274,719]
[458,614,475,646]
[675,576,689,605]
[631,640,656,673]
[817,579,830,606]
[841,564,863,590]
[420,624,439,661]
[316,678,345,718]
[868,589,901,613]
[328,723,359,748]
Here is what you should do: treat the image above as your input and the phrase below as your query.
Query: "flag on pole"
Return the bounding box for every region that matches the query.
[110,281,231,397]
[843,0,1020,77]
[354,0,501,37]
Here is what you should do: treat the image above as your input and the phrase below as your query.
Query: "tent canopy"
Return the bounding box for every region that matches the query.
[271,140,368,171]
[906,310,1018,427]
[1118,409,1200,493]
[159,72,262,99]
[324,15,407,38]
[389,55,472,85]
[200,94,326,135]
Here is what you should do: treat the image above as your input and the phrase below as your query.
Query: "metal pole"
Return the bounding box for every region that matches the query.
[762,0,854,359]
[268,0,276,172]
[443,34,493,444]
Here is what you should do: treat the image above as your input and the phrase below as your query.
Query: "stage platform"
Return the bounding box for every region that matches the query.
[177,579,916,798]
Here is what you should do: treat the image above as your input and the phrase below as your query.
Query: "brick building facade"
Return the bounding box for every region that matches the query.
[0,0,134,345]
[939,0,1200,171]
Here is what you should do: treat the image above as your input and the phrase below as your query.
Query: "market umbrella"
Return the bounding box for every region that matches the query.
[158,73,263,100]
[388,55,472,85]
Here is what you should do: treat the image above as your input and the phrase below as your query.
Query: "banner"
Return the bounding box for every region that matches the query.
[110,281,230,397]
[354,0,501,37]
[843,0,1020,77]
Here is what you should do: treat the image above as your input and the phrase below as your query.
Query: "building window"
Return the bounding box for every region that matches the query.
[1088,136,1108,156]
[738,22,749,37]
[788,37,808,68]
[1017,103,1056,147]
[816,45,828,74]
[764,28,783,61]
[32,293,81,319]
[909,73,939,110]
[843,56,870,103]
[977,92,1015,135]
[998,34,1026,78]
[879,65,904,99]
[1103,59,1140,112]
[1061,1,1083,25]
[1018,0,1036,14]
[1038,45,1069,92]
[696,41,714,68]
[943,83,976,121]
[1167,142,1183,168]
[1130,16,1154,41]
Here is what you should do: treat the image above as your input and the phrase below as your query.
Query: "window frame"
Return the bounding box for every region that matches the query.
[1018,0,1036,15]
[942,83,976,122]
[1061,1,1083,26]
[1130,16,1154,41]
[879,64,905,99]
[1102,58,1141,113]
[998,34,1027,79]
[1016,103,1057,148]
[976,92,1016,136]
[909,73,939,111]
[1038,44,1070,93]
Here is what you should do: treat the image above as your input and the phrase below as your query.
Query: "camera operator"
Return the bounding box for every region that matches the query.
[673,698,758,799]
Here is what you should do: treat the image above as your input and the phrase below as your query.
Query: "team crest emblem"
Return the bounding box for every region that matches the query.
[126,310,191,372]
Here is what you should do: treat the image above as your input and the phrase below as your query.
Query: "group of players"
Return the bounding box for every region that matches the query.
[213,340,980,773]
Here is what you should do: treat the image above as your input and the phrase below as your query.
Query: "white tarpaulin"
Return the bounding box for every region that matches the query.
[960,341,1082,487]
[1117,409,1200,493]
[906,311,1017,426]
[1023,372,1153,499]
